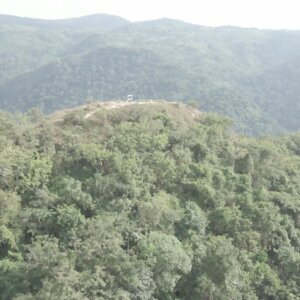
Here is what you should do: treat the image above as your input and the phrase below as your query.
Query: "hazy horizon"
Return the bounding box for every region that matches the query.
[1,0,300,30]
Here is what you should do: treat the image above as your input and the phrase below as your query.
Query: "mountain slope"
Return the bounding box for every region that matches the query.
[0,47,191,112]
[245,55,300,132]
[0,14,129,84]
[0,26,76,84]
[1,16,300,134]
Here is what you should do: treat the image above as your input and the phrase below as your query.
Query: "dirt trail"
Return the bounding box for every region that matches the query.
[83,100,156,119]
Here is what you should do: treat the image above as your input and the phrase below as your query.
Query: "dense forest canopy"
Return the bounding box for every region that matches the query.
[0,102,300,299]
[1,14,300,134]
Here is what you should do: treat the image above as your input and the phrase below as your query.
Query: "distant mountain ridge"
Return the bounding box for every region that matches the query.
[1,14,300,135]
[0,14,130,31]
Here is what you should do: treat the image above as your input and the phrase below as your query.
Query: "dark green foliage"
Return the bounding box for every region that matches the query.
[0,103,300,299]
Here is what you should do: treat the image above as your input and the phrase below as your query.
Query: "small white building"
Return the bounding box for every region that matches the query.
[127,94,133,101]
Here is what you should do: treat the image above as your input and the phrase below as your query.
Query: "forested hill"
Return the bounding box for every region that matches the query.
[0,14,129,85]
[1,15,300,134]
[0,101,300,299]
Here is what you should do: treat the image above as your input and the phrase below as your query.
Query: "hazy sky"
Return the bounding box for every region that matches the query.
[1,0,300,29]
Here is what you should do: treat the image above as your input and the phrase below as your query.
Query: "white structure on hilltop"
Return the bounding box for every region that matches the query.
[127,94,133,101]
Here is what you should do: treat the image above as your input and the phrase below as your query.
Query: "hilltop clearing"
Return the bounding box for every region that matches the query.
[48,100,200,122]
